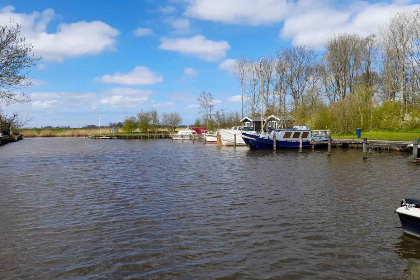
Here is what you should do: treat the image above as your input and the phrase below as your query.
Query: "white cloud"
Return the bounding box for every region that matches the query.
[226,95,242,103]
[95,66,163,85]
[0,6,119,62]
[32,100,59,109]
[184,67,197,77]
[281,2,420,48]
[37,63,47,70]
[159,35,230,62]
[168,18,191,33]
[153,102,176,108]
[219,58,236,73]
[188,104,200,109]
[30,92,96,109]
[213,99,222,105]
[158,6,177,14]
[167,91,196,102]
[99,88,155,108]
[134,27,153,37]
[185,0,293,25]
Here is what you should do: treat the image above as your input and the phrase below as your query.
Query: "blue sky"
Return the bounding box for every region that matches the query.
[1,0,419,127]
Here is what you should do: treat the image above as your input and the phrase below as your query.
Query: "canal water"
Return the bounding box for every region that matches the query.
[0,138,419,279]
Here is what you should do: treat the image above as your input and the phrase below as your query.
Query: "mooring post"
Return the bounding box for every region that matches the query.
[413,138,419,163]
[192,134,195,143]
[273,134,277,151]
[148,132,150,139]
[155,133,157,139]
[234,134,237,147]
[299,136,303,153]
[162,132,164,140]
[217,134,222,146]
[363,138,368,160]
[327,135,331,156]
[204,135,207,144]
[369,144,372,154]
[171,133,173,142]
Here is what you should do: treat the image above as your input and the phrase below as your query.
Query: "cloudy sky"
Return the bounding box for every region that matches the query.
[2,0,419,127]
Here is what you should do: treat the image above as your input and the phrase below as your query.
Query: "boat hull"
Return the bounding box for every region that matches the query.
[397,207,420,238]
[205,135,218,143]
[220,130,246,146]
[242,133,312,150]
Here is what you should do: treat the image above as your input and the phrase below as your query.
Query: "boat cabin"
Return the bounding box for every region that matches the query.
[240,115,294,132]
[190,127,208,134]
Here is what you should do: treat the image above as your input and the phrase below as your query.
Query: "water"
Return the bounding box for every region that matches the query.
[0,138,419,279]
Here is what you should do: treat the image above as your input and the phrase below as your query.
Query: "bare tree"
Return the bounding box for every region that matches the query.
[0,23,39,104]
[233,56,249,119]
[162,112,182,132]
[197,91,214,128]
[261,56,276,113]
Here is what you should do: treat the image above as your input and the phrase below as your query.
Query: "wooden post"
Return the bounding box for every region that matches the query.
[171,133,173,142]
[192,134,195,143]
[234,134,237,147]
[162,132,164,140]
[155,133,157,139]
[363,138,368,160]
[299,136,303,153]
[413,138,419,163]
[204,135,207,144]
[148,132,150,139]
[327,134,331,156]
[369,145,372,154]
[217,134,222,146]
[273,134,277,151]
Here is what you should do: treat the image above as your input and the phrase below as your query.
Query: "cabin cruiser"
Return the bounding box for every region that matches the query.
[172,127,197,140]
[396,199,420,238]
[242,126,312,150]
[220,126,254,146]
[312,130,331,142]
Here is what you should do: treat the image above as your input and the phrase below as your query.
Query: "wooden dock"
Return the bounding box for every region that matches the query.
[321,139,412,151]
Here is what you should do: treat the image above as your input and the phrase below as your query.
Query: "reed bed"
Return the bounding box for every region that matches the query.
[22,128,110,137]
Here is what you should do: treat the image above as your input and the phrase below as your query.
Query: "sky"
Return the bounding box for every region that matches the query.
[1,0,419,127]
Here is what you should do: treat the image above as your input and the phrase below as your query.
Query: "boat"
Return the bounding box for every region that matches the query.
[242,126,312,150]
[220,126,254,146]
[205,131,219,144]
[312,129,331,142]
[172,127,198,141]
[396,198,420,238]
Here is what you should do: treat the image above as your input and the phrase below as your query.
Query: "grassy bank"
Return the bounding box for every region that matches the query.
[332,131,420,141]
[21,128,174,137]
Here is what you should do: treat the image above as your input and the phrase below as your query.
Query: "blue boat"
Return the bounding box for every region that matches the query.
[396,199,420,238]
[242,126,313,150]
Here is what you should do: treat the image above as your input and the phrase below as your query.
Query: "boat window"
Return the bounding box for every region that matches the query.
[283,132,292,138]
[302,132,309,138]
[292,132,301,138]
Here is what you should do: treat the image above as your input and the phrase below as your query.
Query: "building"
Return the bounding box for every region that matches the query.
[240,115,294,132]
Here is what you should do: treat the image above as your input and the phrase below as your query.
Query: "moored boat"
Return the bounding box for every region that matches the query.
[220,126,253,146]
[242,127,312,150]
[205,131,219,144]
[172,127,198,141]
[396,199,420,238]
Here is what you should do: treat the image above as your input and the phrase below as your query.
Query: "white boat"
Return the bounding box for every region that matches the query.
[396,199,420,238]
[205,131,219,144]
[220,126,253,146]
[172,127,197,141]
[312,129,331,142]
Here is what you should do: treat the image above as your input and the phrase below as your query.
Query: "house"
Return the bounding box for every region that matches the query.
[240,115,294,132]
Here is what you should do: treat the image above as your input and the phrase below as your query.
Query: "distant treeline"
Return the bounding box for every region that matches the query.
[231,9,420,133]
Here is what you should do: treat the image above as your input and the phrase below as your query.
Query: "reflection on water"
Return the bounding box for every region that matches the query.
[0,138,419,279]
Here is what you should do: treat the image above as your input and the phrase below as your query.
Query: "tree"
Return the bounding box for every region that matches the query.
[123,117,137,133]
[149,109,159,132]
[197,91,214,128]
[162,112,182,132]
[233,56,249,118]
[137,111,152,132]
[0,23,39,104]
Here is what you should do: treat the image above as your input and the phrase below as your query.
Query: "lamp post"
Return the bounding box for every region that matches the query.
[259,58,264,134]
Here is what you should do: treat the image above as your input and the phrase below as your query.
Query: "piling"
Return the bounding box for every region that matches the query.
[413,138,419,163]
[363,138,368,160]
[162,132,164,140]
[273,134,277,151]
[171,134,173,142]
[299,136,303,153]
[234,134,237,147]
[369,145,372,154]
[327,135,331,156]
[192,134,195,143]
[217,134,222,146]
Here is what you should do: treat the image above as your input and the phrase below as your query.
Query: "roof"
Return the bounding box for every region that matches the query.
[240,115,293,122]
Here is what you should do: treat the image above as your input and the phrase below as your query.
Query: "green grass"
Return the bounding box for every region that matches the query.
[332,131,420,141]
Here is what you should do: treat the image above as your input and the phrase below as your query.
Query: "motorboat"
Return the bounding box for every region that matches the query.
[242,126,312,150]
[396,199,420,238]
[172,127,198,141]
[312,129,331,142]
[220,126,253,146]
[205,131,219,144]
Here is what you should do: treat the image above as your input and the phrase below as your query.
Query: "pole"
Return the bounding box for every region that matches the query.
[299,135,303,153]
[363,138,368,160]
[273,134,276,151]
[413,138,419,163]
[234,134,237,147]
[259,58,264,134]
[327,134,331,156]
